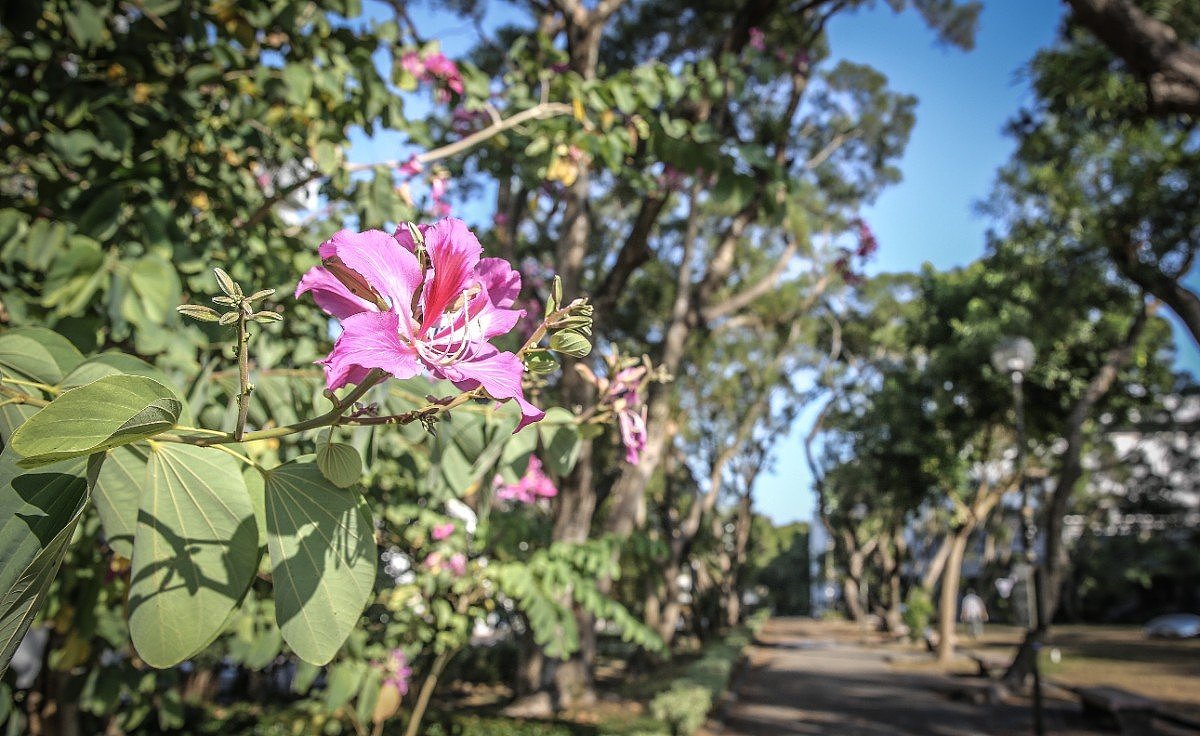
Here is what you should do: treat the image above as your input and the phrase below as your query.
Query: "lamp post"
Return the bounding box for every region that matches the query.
[991,336,1044,736]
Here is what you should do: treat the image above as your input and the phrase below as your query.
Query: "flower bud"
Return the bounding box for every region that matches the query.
[176,304,221,322]
[213,267,241,299]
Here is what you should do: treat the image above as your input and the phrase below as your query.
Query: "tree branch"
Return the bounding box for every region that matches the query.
[1065,0,1200,116]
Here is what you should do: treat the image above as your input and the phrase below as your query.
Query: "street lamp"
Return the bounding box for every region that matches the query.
[991,336,1044,736]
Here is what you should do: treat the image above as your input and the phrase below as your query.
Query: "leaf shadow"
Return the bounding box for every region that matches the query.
[127,512,258,608]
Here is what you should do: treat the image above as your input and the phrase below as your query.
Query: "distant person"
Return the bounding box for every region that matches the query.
[961,589,988,639]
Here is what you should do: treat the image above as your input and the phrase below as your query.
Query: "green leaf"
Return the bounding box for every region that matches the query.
[93,444,148,559]
[265,460,376,665]
[64,4,107,48]
[0,405,37,445]
[244,466,267,551]
[500,424,538,480]
[356,666,383,724]
[128,255,181,323]
[538,408,581,476]
[0,449,100,676]
[313,140,340,175]
[10,375,181,467]
[549,330,592,357]
[293,660,321,695]
[128,444,258,668]
[610,81,637,115]
[0,327,85,384]
[42,237,105,316]
[523,349,559,375]
[282,64,314,104]
[316,442,363,489]
[61,352,194,424]
[77,188,123,241]
[324,660,366,711]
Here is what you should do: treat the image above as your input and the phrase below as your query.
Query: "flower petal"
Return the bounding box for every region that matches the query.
[295,265,375,320]
[439,349,544,430]
[321,311,420,390]
[476,257,522,308]
[322,229,423,318]
[420,218,482,332]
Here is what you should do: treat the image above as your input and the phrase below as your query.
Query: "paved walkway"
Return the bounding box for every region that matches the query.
[709,618,1091,736]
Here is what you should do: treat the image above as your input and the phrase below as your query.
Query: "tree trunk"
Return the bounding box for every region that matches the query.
[515,617,545,696]
[936,529,969,663]
[875,527,906,634]
[1003,304,1147,686]
[920,534,954,593]
[548,440,599,708]
[724,492,754,628]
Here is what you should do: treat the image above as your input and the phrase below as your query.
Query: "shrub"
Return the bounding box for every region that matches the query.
[649,684,711,736]
[902,588,935,643]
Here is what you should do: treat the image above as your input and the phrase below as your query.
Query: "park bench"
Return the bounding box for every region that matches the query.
[1073,685,1159,735]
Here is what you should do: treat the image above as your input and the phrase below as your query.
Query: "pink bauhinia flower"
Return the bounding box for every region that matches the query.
[432,522,455,541]
[748,27,766,51]
[295,218,544,429]
[494,456,558,504]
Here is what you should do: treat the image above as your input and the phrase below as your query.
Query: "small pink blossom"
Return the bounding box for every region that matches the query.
[493,212,510,227]
[400,51,425,78]
[579,360,651,466]
[398,154,424,177]
[295,218,544,429]
[618,403,648,464]
[748,27,766,51]
[494,456,558,504]
[424,52,465,95]
[430,174,452,216]
[432,522,455,541]
[381,649,412,694]
[423,551,467,577]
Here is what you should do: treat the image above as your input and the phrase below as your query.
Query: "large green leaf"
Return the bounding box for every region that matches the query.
[128,444,258,668]
[93,444,149,559]
[0,327,85,385]
[0,404,37,445]
[265,460,375,665]
[10,375,181,467]
[0,449,100,676]
[61,352,195,424]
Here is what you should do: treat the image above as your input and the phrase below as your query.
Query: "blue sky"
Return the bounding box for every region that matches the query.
[357,1,1200,526]
[755,0,1199,526]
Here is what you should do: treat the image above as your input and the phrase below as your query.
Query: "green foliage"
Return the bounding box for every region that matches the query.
[264,460,376,665]
[317,441,364,488]
[902,588,935,642]
[0,450,98,675]
[650,685,710,736]
[746,521,810,615]
[648,627,754,736]
[10,375,181,467]
[127,443,258,667]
